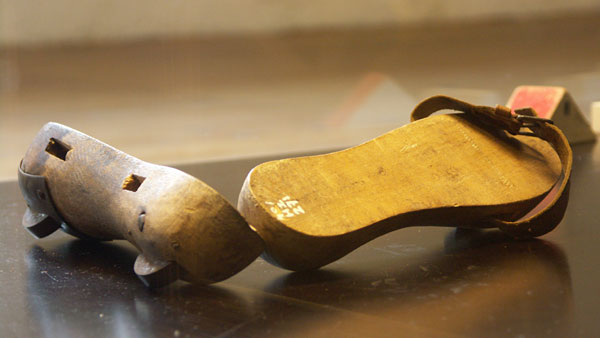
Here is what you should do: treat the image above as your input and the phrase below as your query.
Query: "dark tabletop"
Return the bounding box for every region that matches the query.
[1,143,599,338]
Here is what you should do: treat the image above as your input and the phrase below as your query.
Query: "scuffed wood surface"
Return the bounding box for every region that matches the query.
[21,122,264,285]
[238,114,561,271]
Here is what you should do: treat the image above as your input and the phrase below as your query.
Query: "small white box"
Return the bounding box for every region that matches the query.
[592,102,600,134]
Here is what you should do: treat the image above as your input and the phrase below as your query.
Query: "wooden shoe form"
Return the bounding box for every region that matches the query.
[19,122,264,287]
[238,96,572,272]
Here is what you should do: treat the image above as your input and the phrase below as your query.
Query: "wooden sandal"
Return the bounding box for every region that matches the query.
[238,95,573,271]
[19,123,264,287]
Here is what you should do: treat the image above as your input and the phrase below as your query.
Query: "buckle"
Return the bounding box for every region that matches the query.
[479,105,522,134]
[514,108,553,136]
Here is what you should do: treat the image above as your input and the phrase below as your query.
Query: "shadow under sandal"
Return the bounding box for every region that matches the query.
[238,95,573,272]
[19,122,264,288]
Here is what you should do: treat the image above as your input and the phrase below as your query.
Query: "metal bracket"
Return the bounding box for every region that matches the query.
[515,109,554,137]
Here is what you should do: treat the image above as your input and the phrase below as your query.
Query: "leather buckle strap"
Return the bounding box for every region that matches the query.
[410,95,555,137]
[471,104,521,134]
[467,105,555,137]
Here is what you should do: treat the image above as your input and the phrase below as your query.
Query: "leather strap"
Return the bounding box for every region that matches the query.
[411,95,573,238]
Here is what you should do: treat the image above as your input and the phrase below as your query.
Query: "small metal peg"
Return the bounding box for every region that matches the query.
[138,212,146,232]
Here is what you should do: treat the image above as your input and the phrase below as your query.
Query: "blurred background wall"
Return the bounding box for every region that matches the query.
[1,0,599,181]
[2,0,600,46]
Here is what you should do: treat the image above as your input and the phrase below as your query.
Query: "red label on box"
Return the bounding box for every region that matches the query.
[509,87,563,119]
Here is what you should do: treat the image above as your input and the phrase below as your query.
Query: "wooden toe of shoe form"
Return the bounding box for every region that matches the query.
[19,122,264,287]
[238,96,572,271]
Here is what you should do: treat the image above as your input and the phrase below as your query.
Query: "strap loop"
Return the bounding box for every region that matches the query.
[411,95,573,238]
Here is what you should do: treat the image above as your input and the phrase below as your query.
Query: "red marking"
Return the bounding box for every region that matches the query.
[509,87,562,119]
[327,72,386,126]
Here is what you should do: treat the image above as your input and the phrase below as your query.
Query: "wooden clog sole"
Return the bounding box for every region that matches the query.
[238,113,561,271]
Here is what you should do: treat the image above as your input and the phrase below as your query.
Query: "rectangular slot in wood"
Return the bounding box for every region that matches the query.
[122,174,146,192]
[45,138,71,161]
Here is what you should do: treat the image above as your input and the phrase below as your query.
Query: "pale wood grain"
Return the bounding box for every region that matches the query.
[238,114,561,271]
[21,122,264,286]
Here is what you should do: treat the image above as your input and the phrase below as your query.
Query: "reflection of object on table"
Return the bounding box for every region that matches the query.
[19,122,263,287]
[507,86,596,144]
[326,72,416,128]
[263,229,573,338]
[25,240,256,337]
[25,241,142,337]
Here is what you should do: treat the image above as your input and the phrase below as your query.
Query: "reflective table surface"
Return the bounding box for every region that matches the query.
[1,142,599,337]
